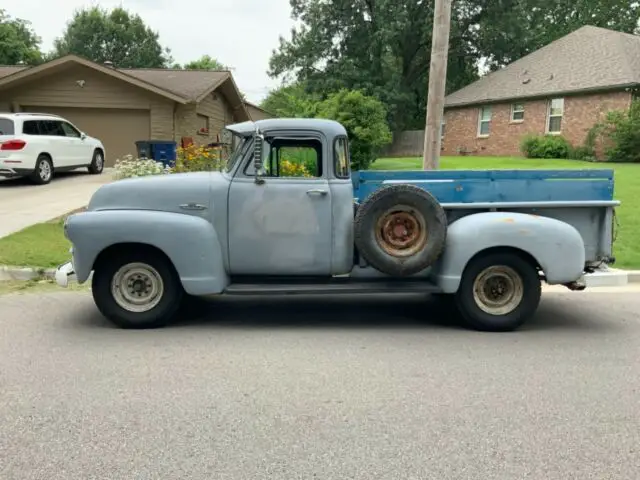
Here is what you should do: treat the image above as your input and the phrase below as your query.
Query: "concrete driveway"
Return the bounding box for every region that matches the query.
[0,170,112,238]
[1,290,639,479]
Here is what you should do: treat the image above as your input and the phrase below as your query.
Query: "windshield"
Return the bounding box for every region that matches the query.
[224,133,251,173]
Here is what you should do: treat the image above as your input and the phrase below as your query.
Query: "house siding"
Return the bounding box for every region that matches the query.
[150,99,174,140]
[442,90,632,157]
[175,92,236,146]
[1,65,154,110]
[245,103,273,121]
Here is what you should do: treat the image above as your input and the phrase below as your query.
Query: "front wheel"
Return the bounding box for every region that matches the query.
[455,252,541,332]
[88,149,104,174]
[92,249,183,329]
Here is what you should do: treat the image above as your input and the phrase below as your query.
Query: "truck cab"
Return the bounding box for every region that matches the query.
[56,118,619,332]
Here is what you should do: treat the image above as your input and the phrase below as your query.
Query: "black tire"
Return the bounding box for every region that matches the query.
[455,252,541,332]
[88,149,104,175]
[30,154,53,185]
[354,184,447,276]
[92,248,183,329]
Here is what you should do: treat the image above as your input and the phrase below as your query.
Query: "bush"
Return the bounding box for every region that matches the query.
[520,134,573,159]
[315,89,392,171]
[569,145,596,162]
[113,155,171,179]
[172,144,226,173]
[589,100,640,163]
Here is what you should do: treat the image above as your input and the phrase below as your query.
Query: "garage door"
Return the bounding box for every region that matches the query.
[23,107,151,167]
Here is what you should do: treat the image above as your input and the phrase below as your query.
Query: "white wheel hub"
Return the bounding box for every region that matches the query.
[472,265,524,316]
[39,160,51,181]
[111,262,164,313]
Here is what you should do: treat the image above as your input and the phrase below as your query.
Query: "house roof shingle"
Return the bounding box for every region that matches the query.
[445,25,640,108]
[0,63,230,102]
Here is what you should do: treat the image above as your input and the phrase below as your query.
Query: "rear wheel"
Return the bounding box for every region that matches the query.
[455,252,541,332]
[88,149,104,175]
[92,249,183,329]
[30,155,53,185]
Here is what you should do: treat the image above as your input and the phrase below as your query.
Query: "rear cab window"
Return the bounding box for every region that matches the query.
[0,118,15,136]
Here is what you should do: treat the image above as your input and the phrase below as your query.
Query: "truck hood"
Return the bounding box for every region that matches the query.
[88,172,227,215]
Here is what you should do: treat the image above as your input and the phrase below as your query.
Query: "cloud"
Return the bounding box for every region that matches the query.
[8,0,296,103]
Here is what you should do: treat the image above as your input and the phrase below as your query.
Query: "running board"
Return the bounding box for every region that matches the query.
[223,280,441,296]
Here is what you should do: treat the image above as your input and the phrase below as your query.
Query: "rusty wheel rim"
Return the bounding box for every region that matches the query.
[375,205,428,258]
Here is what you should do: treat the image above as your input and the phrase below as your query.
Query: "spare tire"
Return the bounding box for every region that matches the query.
[354,184,447,276]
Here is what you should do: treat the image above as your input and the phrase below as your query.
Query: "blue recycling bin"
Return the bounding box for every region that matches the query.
[150,141,177,166]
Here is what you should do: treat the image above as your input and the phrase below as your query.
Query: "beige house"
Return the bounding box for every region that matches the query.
[0,55,272,166]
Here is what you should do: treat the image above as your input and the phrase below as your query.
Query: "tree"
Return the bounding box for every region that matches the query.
[269,0,640,132]
[182,55,227,70]
[260,82,319,118]
[474,0,640,70]
[53,7,172,68]
[0,9,42,65]
[317,89,392,170]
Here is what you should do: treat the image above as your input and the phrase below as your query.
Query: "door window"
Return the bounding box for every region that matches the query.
[245,138,322,178]
[61,122,82,138]
[39,120,66,136]
[22,121,40,135]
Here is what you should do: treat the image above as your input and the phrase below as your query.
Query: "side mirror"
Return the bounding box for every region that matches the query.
[80,132,87,140]
[253,129,265,184]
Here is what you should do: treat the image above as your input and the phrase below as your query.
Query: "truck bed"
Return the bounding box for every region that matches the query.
[352,169,619,265]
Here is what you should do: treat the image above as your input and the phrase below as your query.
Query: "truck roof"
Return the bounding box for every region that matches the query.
[226,118,348,138]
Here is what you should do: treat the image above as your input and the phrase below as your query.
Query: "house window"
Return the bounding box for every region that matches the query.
[197,114,209,135]
[478,106,492,136]
[547,98,564,133]
[511,103,525,122]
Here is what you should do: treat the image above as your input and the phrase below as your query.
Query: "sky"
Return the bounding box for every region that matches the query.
[8,0,297,104]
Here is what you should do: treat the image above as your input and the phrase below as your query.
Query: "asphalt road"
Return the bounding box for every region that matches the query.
[1,290,639,479]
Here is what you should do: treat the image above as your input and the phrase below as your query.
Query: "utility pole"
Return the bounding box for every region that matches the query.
[422,0,453,170]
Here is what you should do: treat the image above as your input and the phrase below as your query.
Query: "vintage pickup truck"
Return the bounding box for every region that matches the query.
[55,118,619,331]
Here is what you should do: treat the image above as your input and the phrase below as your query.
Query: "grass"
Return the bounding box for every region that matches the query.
[0,278,90,296]
[0,218,70,268]
[0,156,638,269]
[373,156,640,269]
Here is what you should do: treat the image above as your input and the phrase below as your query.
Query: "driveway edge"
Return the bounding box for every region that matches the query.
[0,266,56,282]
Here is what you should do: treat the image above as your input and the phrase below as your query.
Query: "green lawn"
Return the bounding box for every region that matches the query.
[373,156,639,269]
[0,219,70,268]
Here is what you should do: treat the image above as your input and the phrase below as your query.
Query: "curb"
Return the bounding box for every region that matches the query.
[0,266,56,282]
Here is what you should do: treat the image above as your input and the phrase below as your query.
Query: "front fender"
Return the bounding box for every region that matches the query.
[65,210,229,295]
[434,211,585,292]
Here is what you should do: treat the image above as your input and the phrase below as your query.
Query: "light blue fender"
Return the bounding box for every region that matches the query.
[434,211,586,293]
[65,210,229,295]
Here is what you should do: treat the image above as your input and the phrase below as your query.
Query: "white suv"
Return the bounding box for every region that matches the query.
[0,113,106,185]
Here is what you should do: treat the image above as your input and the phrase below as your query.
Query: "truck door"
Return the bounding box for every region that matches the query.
[227,134,333,276]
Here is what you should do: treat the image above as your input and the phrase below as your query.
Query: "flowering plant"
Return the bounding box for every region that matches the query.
[113,155,171,180]
[279,158,312,177]
[172,144,226,173]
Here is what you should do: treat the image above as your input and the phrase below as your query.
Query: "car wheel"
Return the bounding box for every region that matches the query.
[92,249,183,329]
[88,149,104,175]
[354,184,448,276]
[30,155,53,185]
[455,252,541,332]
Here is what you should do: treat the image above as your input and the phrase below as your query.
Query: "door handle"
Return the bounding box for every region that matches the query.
[306,189,328,196]
[179,203,207,211]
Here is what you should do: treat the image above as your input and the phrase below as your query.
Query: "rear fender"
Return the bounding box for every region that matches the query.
[65,210,229,295]
[434,211,585,292]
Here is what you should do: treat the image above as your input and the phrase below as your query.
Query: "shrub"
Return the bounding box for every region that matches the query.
[280,159,312,177]
[588,100,640,163]
[520,134,572,159]
[172,144,226,173]
[569,145,596,162]
[113,155,171,179]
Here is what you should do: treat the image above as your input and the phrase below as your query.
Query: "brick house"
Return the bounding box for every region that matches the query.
[0,55,272,166]
[442,26,639,157]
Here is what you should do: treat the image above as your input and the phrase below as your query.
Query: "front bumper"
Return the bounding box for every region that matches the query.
[55,261,76,288]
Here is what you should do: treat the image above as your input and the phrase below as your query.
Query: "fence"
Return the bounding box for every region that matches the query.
[380,130,425,158]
